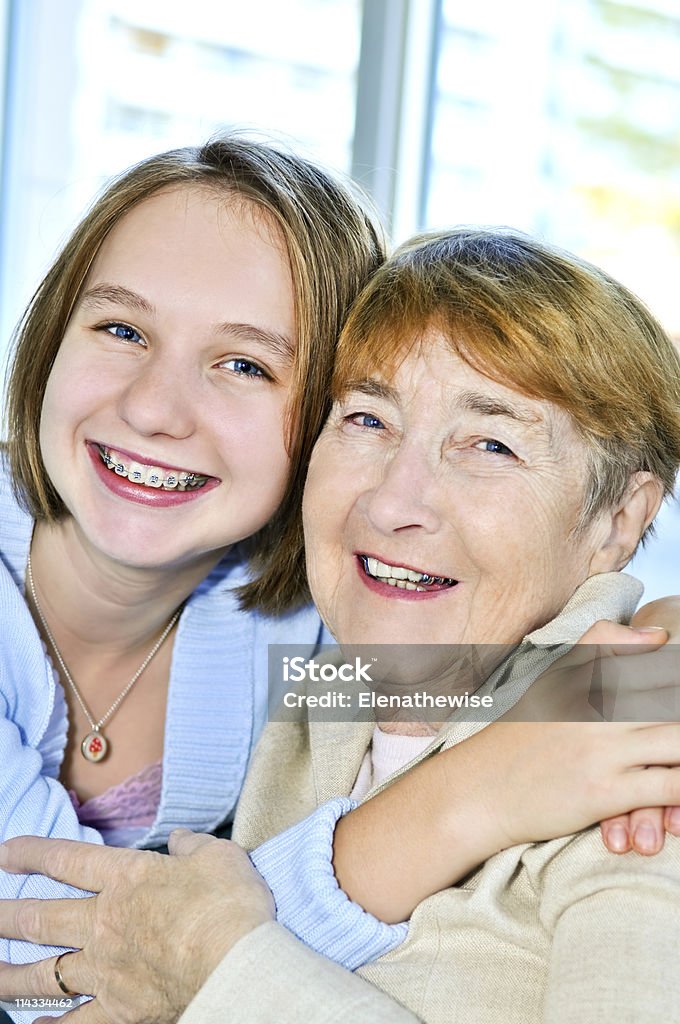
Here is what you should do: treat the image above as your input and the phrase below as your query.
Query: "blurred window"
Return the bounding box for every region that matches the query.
[425,0,680,336]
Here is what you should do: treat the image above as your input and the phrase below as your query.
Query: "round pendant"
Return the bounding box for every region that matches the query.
[81,730,109,763]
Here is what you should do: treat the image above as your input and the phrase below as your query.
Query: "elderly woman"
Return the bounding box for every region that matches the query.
[224,227,680,1023]
[1,228,680,1024]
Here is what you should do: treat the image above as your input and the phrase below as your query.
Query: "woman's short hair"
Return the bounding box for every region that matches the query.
[4,133,385,614]
[332,227,680,528]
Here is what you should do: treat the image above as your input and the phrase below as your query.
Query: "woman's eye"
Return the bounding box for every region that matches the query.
[475,438,515,457]
[103,323,143,345]
[221,358,268,378]
[346,412,386,430]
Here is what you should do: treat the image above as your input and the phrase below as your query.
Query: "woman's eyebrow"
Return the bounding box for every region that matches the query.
[216,322,295,364]
[339,379,400,403]
[456,389,542,427]
[79,284,154,315]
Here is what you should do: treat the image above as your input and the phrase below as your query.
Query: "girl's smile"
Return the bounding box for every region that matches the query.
[39,186,297,572]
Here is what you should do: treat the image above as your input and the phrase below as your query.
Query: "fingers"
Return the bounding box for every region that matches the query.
[0,897,93,948]
[601,807,671,856]
[623,765,680,811]
[600,814,631,853]
[167,829,217,857]
[35,1000,101,1024]
[0,838,133,892]
[578,618,668,652]
[632,596,680,642]
[627,807,666,854]
[625,723,680,766]
[0,950,92,1003]
[664,805,680,836]
[54,953,79,999]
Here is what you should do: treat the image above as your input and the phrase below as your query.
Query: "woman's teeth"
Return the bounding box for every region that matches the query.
[98,447,208,491]
[361,556,456,590]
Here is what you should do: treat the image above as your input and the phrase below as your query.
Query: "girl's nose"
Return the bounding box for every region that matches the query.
[117,355,196,440]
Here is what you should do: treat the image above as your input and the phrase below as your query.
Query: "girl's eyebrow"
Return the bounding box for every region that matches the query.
[216,322,295,364]
[79,284,154,315]
[78,285,294,363]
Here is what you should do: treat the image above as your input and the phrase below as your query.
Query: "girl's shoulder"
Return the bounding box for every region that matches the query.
[0,558,58,747]
[0,450,34,590]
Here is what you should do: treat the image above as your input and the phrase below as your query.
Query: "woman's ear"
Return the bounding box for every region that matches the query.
[588,472,664,575]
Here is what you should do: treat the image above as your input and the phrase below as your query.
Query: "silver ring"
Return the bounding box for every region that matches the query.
[54,952,78,997]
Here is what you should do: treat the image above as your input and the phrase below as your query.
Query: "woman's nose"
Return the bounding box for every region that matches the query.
[117,355,196,439]
[360,444,443,535]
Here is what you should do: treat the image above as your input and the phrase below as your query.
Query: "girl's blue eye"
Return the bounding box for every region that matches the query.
[476,439,515,456]
[105,323,142,344]
[222,358,267,378]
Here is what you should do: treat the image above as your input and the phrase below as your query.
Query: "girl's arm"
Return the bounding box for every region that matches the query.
[331,599,680,924]
[332,719,680,923]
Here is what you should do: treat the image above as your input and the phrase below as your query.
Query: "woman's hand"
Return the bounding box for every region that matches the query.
[0,830,274,1023]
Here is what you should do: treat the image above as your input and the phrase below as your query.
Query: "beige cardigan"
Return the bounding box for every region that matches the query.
[180,574,680,1023]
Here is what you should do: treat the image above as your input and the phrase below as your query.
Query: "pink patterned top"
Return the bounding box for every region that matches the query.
[69,761,162,846]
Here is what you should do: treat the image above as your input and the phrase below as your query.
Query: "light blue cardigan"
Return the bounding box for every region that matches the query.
[0,462,327,958]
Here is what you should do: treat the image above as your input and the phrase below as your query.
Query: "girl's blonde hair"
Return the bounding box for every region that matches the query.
[5,134,386,613]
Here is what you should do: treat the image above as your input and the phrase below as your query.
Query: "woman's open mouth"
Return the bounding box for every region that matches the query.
[358,554,458,593]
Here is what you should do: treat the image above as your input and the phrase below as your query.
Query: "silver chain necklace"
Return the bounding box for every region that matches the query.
[26,551,181,763]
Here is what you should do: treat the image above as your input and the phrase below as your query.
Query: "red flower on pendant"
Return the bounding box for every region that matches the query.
[81,731,108,762]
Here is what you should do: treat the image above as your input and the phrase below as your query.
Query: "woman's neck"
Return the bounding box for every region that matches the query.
[378,720,440,736]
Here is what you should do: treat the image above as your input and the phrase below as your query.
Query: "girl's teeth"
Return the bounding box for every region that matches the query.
[127,461,146,484]
[145,470,164,488]
[100,448,205,490]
